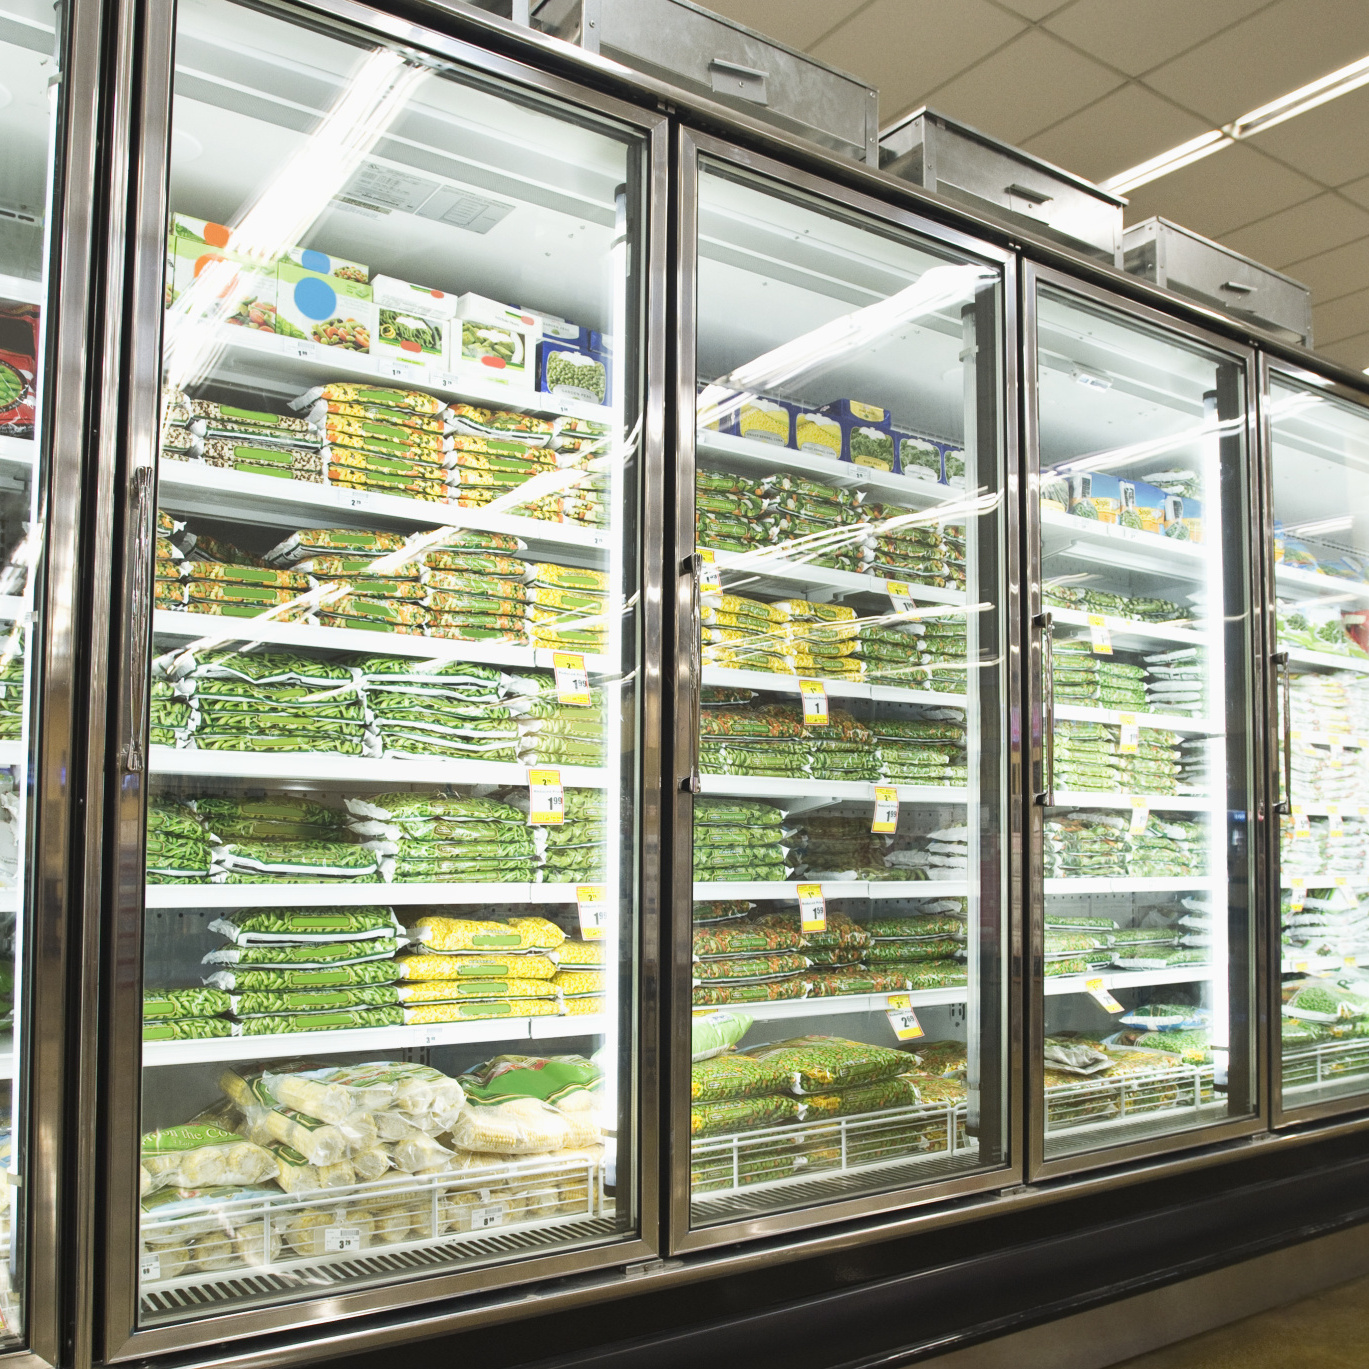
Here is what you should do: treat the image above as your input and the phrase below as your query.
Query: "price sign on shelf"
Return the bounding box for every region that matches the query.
[1129,797,1149,834]
[553,652,592,706]
[1117,714,1139,754]
[885,580,915,614]
[1328,803,1345,836]
[324,1226,363,1254]
[1085,977,1125,1013]
[885,993,925,1041]
[871,786,899,834]
[1347,956,1360,970]
[1289,882,1307,912]
[1294,960,1310,974]
[799,678,829,726]
[1087,614,1112,655]
[469,1203,506,1231]
[1334,875,1350,888]
[697,547,722,590]
[1329,742,1345,770]
[528,768,565,825]
[797,883,826,934]
[140,1254,160,1282]
[1292,805,1311,836]
[576,884,608,940]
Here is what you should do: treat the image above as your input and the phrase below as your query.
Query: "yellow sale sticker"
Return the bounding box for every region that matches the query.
[1129,797,1149,834]
[1088,614,1112,655]
[1292,805,1310,835]
[799,678,829,726]
[527,768,565,825]
[1328,803,1344,835]
[1117,713,1139,754]
[797,883,826,933]
[553,652,592,707]
[697,547,722,590]
[885,993,925,1041]
[871,786,899,834]
[576,885,607,940]
[1085,977,1124,1013]
[885,580,914,614]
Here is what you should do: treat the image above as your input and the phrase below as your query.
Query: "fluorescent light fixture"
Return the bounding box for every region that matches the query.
[1284,514,1354,536]
[1102,54,1369,194]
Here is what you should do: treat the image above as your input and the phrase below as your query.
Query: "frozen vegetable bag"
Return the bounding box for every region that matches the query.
[129,0,648,1327]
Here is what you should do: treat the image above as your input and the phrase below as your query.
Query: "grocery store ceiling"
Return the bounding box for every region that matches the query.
[706,0,1369,371]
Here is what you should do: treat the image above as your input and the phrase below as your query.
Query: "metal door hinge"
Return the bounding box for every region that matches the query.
[624,1257,681,1280]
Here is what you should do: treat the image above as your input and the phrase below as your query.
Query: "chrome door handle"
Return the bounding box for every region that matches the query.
[1274,650,1292,814]
[121,463,155,774]
[1035,610,1054,806]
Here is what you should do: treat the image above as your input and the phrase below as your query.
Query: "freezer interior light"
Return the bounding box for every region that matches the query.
[1284,514,1354,537]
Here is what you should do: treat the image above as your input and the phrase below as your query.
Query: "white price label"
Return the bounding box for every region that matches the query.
[1289,882,1307,912]
[1328,803,1345,835]
[1085,977,1125,1013]
[1358,806,1369,819]
[553,651,591,706]
[1088,614,1112,655]
[383,361,409,380]
[421,1025,445,1046]
[871,786,899,834]
[1129,797,1149,834]
[324,1226,363,1253]
[1292,805,1311,835]
[797,882,826,934]
[885,994,925,1041]
[1347,956,1360,969]
[885,580,915,614]
[140,1254,161,1282]
[1334,875,1350,887]
[576,884,608,940]
[528,768,565,825]
[698,547,722,590]
[799,678,829,726]
[470,1203,506,1230]
[1117,714,1139,754]
[290,341,316,361]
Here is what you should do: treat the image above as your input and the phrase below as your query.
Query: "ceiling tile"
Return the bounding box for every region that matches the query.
[700,0,870,52]
[815,0,1026,128]
[993,0,1075,19]
[1121,143,1320,239]
[1142,0,1369,126]
[1316,331,1369,372]
[1339,174,1369,211]
[1021,83,1210,185]
[915,28,1124,144]
[1280,236,1369,304]
[1222,195,1369,270]
[1313,287,1369,345]
[1043,0,1271,79]
[1244,82,1369,189]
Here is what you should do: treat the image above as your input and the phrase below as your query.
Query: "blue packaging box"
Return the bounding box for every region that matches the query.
[839,416,898,472]
[539,339,609,406]
[895,430,942,483]
[791,407,843,458]
[820,398,891,428]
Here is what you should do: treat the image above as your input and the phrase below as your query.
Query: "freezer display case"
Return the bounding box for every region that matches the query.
[117,0,656,1336]
[676,137,1013,1240]
[1029,273,1257,1172]
[1266,366,1369,1118]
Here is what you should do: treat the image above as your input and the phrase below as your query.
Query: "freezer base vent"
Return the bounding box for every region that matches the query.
[139,1216,619,1323]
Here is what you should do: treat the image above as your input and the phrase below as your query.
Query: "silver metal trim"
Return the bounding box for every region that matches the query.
[1022,260,1267,1183]
[1036,611,1054,806]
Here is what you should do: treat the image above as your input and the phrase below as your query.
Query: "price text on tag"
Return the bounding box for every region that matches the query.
[552,651,592,706]
[1088,614,1112,655]
[1292,805,1310,835]
[886,580,915,614]
[1328,803,1345,836]
[885,993,925,1041]
[324,1227,363,1253]
[1129,797,1149,834]
[576,884,608,940]
[799,678,829,726]
[1085,977,1125,1013]
[1117,714,1139,754]
[140,1254,160,1281]
[528,768,565,825]
[797,882,826,933]
[697,547,722,590]
[470,1203,505,1231]
[871,786,899,834]
[1289,882,1307,912]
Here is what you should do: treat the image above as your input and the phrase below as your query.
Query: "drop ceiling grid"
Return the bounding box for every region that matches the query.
[706,0,1369,369]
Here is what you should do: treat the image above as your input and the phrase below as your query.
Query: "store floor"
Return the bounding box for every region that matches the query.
[1108,1270,1369,1368]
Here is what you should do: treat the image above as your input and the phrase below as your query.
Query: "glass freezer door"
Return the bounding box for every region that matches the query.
[126,0,650,1333]
[682,153,1011,1235]
[1267,371,1369,1117]
[1031,279,1257,1171]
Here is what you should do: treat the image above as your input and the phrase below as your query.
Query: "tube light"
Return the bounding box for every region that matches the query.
[1283,514,1354,536]
[1101,54,1369,194]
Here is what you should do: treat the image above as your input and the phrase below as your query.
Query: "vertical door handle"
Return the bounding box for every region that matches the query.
[121,464,155,774]
[1035,610,1054,806]
[682,553,702,794]
[1273,650,1292,814]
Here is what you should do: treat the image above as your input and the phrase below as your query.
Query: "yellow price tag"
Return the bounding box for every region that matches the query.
[697,547,722,590]
[1117,713,1139,754]
[1088,614,1112,655]
[885,580,914,613]
[885,993,924,1041]
[576,885,607,940]
[1328,803,1345,835]
[1085,977,1125,1012]
[527,768,565,825]
[552,652,592,707]
[1129,797,1149,834]
[799,678,829,726]
[871,786,899,834]
[797,883,826,933]
[1294,960,1310,973]
[1292,805,1310,835]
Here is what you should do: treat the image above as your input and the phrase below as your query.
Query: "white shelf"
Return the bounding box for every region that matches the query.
[1286,646,1369,675]
[725,986,968,1022]
[701,665,966,708]
[1045,965,1212,995]
[0,273,43,307]
[1286,730,1368,749]
[1047,606,1205,649]
[698,774,968,804]
[0,437,33,481]
[1275,565,1369,607]
[1281,955,1357,974]
[143,1012,607,1066]
[703,545,966,608]
[0,743,23,769]
[1049,790,1215,812]
[693,879,968,901]
[1041,509,1207,581]
[172,320,613,423]
[156,462,607,552]
[1044,876,1217,895]
[144,882,581,909]
[0,1036,13,1080]
[1054,704,1221,736]
[0,597,29,622]
[148,746,608,789]
[1280,874,1364,888]
[1288,804,1369,818]
[153,611,616,674]
[696,430,966,510]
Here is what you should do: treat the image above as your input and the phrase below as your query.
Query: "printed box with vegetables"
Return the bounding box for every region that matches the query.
[452,294,541,390]
[277,249,374,354]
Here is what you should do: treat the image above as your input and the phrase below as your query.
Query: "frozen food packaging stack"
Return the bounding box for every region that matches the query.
[1052,721,1183,796]
[198,794,382,886]
[870,713,968,786]
[504,670,606,768]
[696,470,768,555]
[699,702,809,778]
[700,592,789,677]
[358,657,518,762]
[522,562,609,654]
[865,507,966,590]
[1052,640,1148,710]
[692,798,790,887]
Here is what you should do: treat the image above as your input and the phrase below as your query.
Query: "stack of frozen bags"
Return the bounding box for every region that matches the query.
[419,529,533,643]
[1052,640,1148,710]
[1043,584,1191,626]
[1282,887,1369,962]
[772,600,864,683]
[1043,811,1208,881]
[859,903,968,990]
[864,507,966,591]
[691,921,811,1006]
[871,612,967,692]
[1051,721,1183,796]
[149,679,190,747]
[748,908,874,995]
[805,707,878,782]
[205,794,381,886]
[160,388,323,481]
[294,384,448,502]
[695,471,767,555]
[145,798,216,883]
[505,671,606,769]
[520,787,607,886]
[758,475,870,573]
[523,562,609,654]
[359,658,518,762]
[692,798,789,894]
[699,699,807,778]
[790,812,893,881]
[154,513,186,613]
[699,593,792,677]
[159,518,311,621]
[1280,813,1369,884]
[0,632,22,742]
[870,713,967,786]
[881,824,971,882]
[1144,646,1207,717]
[345,793,535,885]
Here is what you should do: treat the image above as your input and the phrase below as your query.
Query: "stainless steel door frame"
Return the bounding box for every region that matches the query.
[95,0,668,1358]
[1022,259,1268,1183]
[1261,351,1369,1131]
[666,124,1024,1256]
